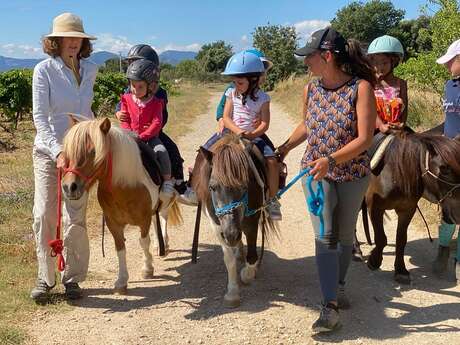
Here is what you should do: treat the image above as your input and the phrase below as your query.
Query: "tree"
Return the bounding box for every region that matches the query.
[390,16,432,58]
[195,40,233,73]
[331,0,405,44]
[396,0,460,96]
[174,59,200,78]
[252,24,298,90]
[92,72,127,116]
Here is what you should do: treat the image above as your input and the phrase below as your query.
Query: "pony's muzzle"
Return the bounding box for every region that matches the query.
[221,228,242,247]
[62,180,85,200]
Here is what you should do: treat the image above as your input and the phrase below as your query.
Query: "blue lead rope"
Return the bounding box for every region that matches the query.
[276,168,325,238]
[213,167,325,238]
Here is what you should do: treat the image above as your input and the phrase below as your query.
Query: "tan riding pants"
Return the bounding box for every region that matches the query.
[32,148,89,287]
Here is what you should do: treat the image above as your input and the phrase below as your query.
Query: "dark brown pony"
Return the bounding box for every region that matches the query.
[365,131,460,283]
[191,134,277,307]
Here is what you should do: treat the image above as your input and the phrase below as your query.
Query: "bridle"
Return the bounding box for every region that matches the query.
[62,152,113,192]
[422,150,460,204]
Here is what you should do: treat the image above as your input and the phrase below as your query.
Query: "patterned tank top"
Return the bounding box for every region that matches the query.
[301,78,370,182]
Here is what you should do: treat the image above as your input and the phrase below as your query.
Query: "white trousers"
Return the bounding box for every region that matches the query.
[32,149,89,287]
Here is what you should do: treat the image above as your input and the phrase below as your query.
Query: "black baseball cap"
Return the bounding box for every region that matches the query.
[295,27,347,56]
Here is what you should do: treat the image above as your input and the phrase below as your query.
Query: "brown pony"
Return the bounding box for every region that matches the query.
[191,134,277,307]
[61,118,182,294]
[365,131,460,283]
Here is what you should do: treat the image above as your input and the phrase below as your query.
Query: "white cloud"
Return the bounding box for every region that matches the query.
[93,33,134,54]
[294,19,330,41]
[0,43,43,58]
[157,43,201,53]
[241,35,248,43]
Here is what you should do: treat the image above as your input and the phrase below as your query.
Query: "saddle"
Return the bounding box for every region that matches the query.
[136,139,162,186]
[368,126,415,176]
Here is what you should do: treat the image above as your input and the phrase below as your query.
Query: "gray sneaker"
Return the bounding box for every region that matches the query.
[177,187,198,206]
[337,284,351,309]
[64,282,83,300]
[312,303,341,333]
[30,279,55,302]
[267,199,282,221]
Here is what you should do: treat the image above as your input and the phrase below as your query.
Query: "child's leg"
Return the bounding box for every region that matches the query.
[266,157,279,198]
[158,131,184,181]
[149,138,171,179]
[439,221,456,247]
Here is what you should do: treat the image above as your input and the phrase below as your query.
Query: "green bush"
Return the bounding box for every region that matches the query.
[92,72,126,116]
[0,69,33,131]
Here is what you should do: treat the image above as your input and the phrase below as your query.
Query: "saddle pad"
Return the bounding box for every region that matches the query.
[370,134,395,170]
[137,140,162,186]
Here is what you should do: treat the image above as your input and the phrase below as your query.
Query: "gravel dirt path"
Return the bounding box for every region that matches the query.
[26,92,460,345]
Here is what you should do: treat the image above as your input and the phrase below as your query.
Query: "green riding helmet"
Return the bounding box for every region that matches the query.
[367,35,404,58]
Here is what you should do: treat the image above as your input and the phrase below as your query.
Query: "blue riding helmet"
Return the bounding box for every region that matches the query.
[367,35,404,58]
[245,48,273,70]
[222,51,265,76]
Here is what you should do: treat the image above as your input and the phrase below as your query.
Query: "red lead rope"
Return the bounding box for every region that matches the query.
[49,168,65,272]
[48,152,113,272]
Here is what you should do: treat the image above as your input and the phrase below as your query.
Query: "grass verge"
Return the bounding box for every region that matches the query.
[0,82,211,344]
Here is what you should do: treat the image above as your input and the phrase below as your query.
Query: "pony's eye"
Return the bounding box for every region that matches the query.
[89,149,96,156]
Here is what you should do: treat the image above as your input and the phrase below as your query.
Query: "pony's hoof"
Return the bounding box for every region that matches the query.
[114,285,128,295]
[224,295,240,308]
[240,267,256,285]
[142,270,154,279]
[394,273,411,285]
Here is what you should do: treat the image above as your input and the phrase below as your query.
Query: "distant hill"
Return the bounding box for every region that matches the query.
[159,50,197,65]
[0,51,119,71]
[0,50,197,71]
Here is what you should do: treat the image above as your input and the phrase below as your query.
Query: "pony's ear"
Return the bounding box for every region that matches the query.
[99,118,111,135]
[199,146,213,163]
[67,113,80,127]
[455,134,460,143]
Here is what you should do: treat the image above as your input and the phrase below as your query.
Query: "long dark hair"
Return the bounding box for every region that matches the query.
[332,39,376,86]
[237,74,260,105]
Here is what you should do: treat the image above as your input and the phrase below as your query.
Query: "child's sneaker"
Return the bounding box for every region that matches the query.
[267,199,282,221]
[177,186,198,206]
[160,180,176,200]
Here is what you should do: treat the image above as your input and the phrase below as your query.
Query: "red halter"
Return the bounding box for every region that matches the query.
[49,152,113,272]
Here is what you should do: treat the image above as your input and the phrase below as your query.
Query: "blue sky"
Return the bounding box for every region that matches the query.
[0,0,430,58]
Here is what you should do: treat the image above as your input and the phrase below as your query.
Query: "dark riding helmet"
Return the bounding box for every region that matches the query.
[127,44,160,66]
[126,59,159,84]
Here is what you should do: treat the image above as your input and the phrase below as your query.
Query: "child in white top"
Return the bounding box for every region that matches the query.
[222,51,281,220]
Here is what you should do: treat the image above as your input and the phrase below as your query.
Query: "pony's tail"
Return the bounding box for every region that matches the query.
[168,199,183,226]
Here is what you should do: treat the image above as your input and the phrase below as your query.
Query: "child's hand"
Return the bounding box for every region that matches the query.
[217,118,225,133]
[252,117,261,128]
[389,122,404,130]
[379,123,390,133]
[242,131,257,140]
[115,111,128,122]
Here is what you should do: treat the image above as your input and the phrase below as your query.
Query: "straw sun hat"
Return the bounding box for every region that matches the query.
[46,13,96,40]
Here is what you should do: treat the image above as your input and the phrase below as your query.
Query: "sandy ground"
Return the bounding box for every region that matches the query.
[25,92,460,345]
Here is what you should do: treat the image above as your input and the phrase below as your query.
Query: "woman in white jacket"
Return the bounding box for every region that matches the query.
[31,12,97,301]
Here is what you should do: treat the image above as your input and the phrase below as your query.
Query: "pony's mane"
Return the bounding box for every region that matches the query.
[63,119,147,188]
[387,132,460,196]
[212,134,250,189]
